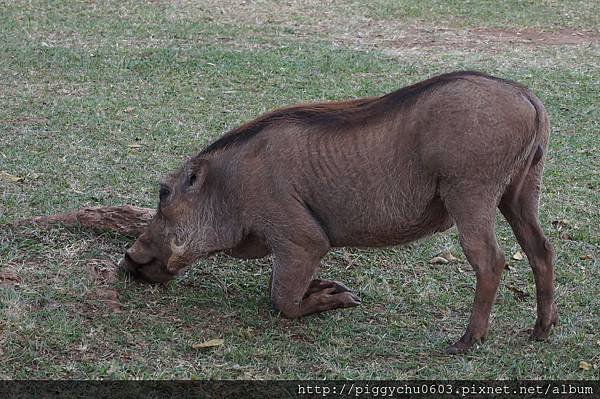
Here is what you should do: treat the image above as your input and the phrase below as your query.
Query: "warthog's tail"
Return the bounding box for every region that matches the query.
[510,90,550,207]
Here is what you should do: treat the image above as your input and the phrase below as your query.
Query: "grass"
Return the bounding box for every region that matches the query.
[1,0,599,379]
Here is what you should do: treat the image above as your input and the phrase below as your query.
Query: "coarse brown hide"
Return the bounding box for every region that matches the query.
[120,71,557,353]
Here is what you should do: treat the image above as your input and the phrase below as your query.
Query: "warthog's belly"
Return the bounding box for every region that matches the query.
[320,193,454,248]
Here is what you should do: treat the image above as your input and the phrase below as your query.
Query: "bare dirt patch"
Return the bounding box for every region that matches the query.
[0,116,49,125]
[353,24,598,51]
[0,268,21,287]
[469,28,599,46]
[87,258,122,312]
[378,26,600,56]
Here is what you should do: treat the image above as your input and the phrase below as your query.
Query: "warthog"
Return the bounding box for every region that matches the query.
[120,71,557,353]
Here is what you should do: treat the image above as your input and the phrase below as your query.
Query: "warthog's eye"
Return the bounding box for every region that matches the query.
[188,173,197,187]
[159,185,171,202]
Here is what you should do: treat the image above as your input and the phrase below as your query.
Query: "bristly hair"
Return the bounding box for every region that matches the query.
[200,71,520,154]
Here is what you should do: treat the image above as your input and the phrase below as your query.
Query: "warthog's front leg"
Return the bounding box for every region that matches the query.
[269,241,360,318]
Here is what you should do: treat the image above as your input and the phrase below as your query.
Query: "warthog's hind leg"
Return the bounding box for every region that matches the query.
[442,184,506,354]
[499,161,557,340]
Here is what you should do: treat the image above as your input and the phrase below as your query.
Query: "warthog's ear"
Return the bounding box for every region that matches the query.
[185,157,210,190]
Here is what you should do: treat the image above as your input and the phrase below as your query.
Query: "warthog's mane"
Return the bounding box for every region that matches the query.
[200,71,518,154]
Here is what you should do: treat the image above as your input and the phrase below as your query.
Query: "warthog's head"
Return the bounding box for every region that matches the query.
[119,157,223,283]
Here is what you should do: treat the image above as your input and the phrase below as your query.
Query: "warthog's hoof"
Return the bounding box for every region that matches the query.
[445,342,471,355]
[318,288,361,309]
[445,335,483,355]
[531,305,559,341]
[316,280,361,308]
[304,279,354,298]
[342,291,362,307]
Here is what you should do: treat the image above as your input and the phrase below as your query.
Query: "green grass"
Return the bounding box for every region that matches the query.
[1,0,599,379]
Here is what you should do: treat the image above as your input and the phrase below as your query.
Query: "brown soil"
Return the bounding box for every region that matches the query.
[384,26,600,52]
[0,269,20,286]
[469,28,599,45]
[87,259,122,312]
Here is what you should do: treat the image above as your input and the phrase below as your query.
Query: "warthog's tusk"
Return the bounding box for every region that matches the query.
[167,238,186,273]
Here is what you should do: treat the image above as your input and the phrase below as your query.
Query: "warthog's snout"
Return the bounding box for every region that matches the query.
[118,251,147,276]
[119,240,176,284]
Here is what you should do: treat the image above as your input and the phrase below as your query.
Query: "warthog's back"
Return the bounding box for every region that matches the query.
[231,73,542,246]
[203,71,546,247]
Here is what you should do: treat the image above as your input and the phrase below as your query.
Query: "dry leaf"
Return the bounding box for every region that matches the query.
[504,263,515,272]
[579,254,593,260]
[192,338,224,349]
[0,171,24,183]
[578,361,592,371]
[559,231,573,240]
[551,219,570,230]
[506,285,529,301]
[439,250,458,263]
[512,251,525,261]
[429,256,449,265]
[128,144,142,149]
